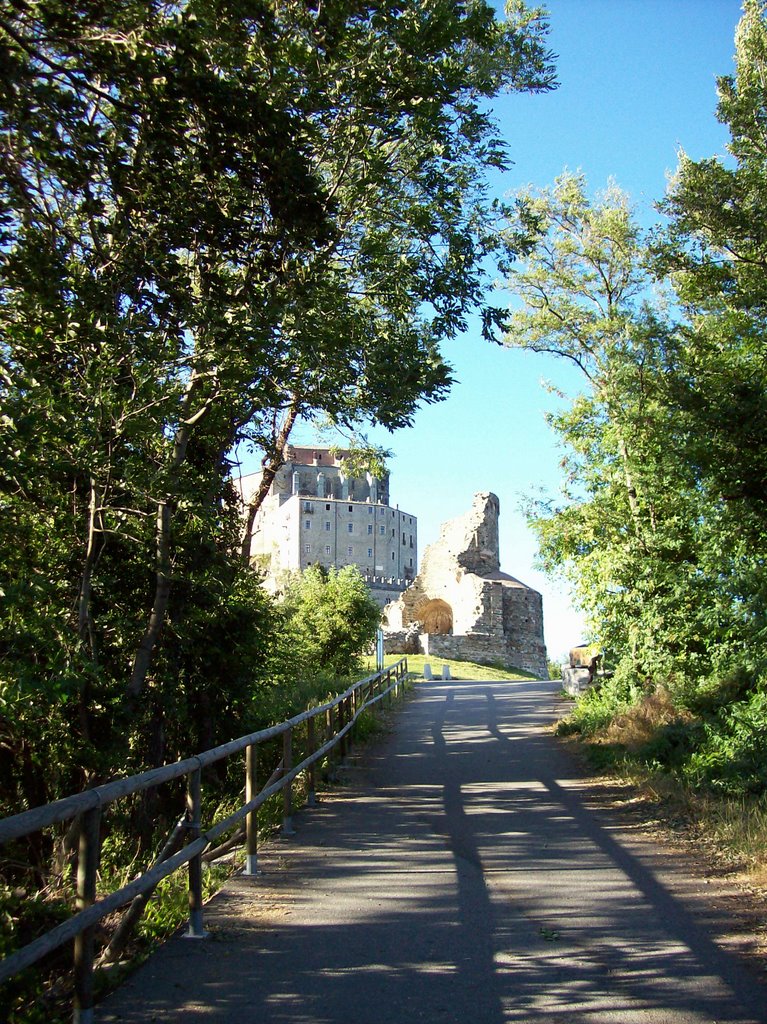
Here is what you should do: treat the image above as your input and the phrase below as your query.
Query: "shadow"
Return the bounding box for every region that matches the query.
[97,679,767,1024]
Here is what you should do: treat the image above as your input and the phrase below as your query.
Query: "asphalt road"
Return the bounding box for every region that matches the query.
[99,678,767,1023]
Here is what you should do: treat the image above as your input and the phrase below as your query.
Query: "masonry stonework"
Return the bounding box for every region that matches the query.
[236,446,417,606]
[383,492,547,678]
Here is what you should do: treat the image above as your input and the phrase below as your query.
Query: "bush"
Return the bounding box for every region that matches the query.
[683,687,767,795]
[558,667,643,737]
[281,565,381,679]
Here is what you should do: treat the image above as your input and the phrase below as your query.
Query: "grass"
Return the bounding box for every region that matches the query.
[363,653,538,682]
[557,689,767,891]
[619,770,767,889]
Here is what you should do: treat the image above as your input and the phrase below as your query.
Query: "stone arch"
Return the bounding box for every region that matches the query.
[416,598,453,635]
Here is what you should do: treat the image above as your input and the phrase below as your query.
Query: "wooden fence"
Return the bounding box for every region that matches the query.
[0,658,409,1023]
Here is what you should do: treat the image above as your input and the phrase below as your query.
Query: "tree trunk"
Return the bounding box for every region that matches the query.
[240,404,299,564]
[127,500,171,699]
[126,372,210,701]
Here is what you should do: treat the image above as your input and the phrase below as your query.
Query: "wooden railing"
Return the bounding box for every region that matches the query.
[0,658,409,1024]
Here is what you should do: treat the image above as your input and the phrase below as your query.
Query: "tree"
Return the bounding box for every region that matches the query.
[0,0,556,811]
[658,0,767,545]
[501,173,725,680]
[281,565,381,680]
[654,0,767,661]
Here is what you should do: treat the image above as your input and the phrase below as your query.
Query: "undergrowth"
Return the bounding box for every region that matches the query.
[0,669,400,1024]
[556,662,767,881]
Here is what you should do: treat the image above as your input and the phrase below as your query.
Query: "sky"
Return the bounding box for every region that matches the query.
[244,0,744,663]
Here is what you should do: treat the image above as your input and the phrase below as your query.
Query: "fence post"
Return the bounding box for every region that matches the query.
[185,765,207,938]
[244,743,259,875]
[282,728,295,835]
[73,804,100,1024]
[307,717,317,807]
[337,698,345,758]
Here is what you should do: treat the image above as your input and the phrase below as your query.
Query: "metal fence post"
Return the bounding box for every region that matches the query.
[244,743,259,875]
[73,804,100,1024]
[282,728,295,835]
[185,765,207,938]
[307,717,317,807]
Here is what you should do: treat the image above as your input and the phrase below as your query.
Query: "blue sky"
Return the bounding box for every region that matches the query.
[247,1,744,662]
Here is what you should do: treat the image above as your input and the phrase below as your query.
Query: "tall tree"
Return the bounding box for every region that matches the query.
[659,0,767,544]
[0,0,555,805]
[501,174,722,679]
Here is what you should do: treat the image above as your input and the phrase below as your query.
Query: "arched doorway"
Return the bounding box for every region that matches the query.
[417,598,453,635]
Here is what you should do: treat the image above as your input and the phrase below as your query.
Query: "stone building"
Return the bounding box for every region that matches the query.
[383,492,548,678]
[237,446,417,606]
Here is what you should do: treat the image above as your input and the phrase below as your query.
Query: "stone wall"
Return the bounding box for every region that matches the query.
[383,492,548,678]
[422,629,546,679]
[501,586,547,678]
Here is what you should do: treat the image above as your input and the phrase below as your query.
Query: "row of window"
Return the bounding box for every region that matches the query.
[302,499,413,525]
[302,543,414,566]
[304,518,414,541]
[304,517,414,542]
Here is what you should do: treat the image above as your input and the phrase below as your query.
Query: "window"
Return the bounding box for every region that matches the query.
[402,533,406,544]
[348,504,353,512]
[304,501,312,511]
[347,546,353,556]
[391,551,395,561]
[325,521,331,531]
[368,506,373,515]
[367,548,373,558]
[304,519,311,530]
[409,558,413,567]
[347,523,353,534]
[325,545,332,555]
[391,528,395,537]
[367,524,373,535]
[304,543,311,553]
[379,507,385,516]
[325,503,331,511]
[379,525,385,535]
[410,534,413,547]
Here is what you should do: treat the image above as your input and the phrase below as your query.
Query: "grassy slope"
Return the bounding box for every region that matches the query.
[363,653,539,682]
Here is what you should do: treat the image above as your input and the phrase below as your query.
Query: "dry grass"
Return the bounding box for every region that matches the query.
[601,688,695,751]
[565,688,767,889]
[686,792,767,886]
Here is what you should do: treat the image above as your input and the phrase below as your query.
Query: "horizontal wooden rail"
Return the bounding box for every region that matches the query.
[0,658,409,1023]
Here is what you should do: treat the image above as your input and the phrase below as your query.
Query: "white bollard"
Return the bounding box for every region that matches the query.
[423,663,433,680]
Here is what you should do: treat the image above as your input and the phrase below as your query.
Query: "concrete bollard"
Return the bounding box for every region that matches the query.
[423,663,433,680]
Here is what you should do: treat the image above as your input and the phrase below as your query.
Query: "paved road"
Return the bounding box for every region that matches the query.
[99,678,767,1023]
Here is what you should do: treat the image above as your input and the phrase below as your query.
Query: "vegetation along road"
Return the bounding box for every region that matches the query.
[100,678,767,1024]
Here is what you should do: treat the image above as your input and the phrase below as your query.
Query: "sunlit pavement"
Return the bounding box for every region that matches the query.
[99,679,767,1023]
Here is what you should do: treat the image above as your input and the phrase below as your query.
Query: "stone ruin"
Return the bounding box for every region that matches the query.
[561,645,603,696]
[383,492,548,678]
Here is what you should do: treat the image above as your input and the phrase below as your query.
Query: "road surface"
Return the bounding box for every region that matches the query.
[99,678,767,1023]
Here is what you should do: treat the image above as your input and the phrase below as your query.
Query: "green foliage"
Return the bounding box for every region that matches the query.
[0,1,558,1001]
[557,670,642,737]
[683,685,767,795]
[0,0,555,816]
[559,663,767,796]
[503,15,767,775]
[0,0,556,797]
[281,565,381,680]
